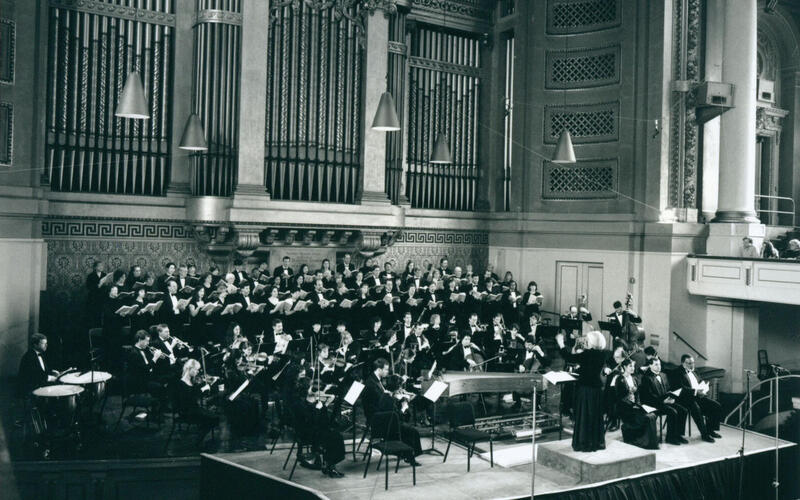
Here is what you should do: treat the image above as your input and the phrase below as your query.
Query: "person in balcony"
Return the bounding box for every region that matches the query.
[782,239,800,259]
[739,237,760,258]
[761,240,780,259]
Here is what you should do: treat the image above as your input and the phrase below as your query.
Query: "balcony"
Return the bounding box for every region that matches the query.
[687,255,800,305]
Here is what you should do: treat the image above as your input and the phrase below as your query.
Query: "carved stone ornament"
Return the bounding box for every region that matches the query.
[357,230,398,257]
[234,230,262,257]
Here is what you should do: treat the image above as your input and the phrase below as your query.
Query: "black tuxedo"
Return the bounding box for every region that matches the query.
[640,370,687,440]
[86,271,107,326]
[362,373,386,420]
[232,270,250,286]
[126,346,167,394]
[17,349,50,396]
[273,265,294,279]
[675,368,722,436]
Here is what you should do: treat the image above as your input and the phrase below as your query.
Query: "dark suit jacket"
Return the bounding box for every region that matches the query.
[273,266,294,279]
[126,346,166,393]
[18,349,50,396]
[640,370,672,407]
[362,373,385,419]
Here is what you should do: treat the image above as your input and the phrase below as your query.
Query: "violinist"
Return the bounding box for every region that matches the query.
[175,359,220,447]
[467,312,487,347]
[362,359,423,465]
[402,323,433,369]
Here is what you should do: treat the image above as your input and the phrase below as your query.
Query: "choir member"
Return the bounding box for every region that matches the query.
[640,357,688,445]
[676,354,723,443]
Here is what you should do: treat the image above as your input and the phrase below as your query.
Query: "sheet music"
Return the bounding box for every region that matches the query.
[641,404,657,414]
[423,380,448,402]
[542,370,577,385]
[344,381,365,405]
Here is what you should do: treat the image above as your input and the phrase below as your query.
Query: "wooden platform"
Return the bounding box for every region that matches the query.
[216,425,796,500]
[537,438,655,483]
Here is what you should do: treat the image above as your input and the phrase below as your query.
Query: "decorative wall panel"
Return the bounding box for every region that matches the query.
[45,0,175,195]
[542,158,617,199]
[544,102,618,144]
[546,45,619,89]
[0,102,11,166]
[373,229,489,273]
[0,18,15,84]
[546,0,619,34]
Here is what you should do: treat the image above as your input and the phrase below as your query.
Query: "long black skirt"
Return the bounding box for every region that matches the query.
[571,385,606,452]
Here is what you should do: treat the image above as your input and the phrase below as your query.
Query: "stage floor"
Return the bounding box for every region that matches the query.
[217,425,796,499]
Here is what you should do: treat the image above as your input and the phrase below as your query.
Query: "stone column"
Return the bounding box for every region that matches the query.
[360,9,392,205]
[235,0,270,199]
[704,299,759,393]
[708,0,763,254]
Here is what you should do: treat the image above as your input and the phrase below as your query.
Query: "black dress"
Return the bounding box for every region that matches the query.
[560,347,607,452]
[175,379,219,440]
[613,374,659,449]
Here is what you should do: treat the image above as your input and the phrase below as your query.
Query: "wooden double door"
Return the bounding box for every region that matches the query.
[555,261,604,332]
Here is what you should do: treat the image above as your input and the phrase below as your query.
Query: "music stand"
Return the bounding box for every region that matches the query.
[559,318,583,335]
[421,379,448,456]
[287,338,310,354]
[598,321,620,349]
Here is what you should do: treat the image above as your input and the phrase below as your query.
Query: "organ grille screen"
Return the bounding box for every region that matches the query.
[550,51,617,86]
[547,0,619,33]
[548,107,617,142]
[544,162,616,199]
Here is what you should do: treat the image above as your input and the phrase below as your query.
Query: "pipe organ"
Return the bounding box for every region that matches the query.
[264,0,364,204]
[191,0,242,197]
[405,25,481,211]
[46,0,176,195]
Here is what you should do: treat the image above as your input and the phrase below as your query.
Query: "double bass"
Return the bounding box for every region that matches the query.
[622,293,645,346]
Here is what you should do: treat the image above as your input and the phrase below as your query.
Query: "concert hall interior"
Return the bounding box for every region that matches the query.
[2,0,800,499]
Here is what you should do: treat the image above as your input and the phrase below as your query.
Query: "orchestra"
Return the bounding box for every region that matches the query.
[17,255,725,473]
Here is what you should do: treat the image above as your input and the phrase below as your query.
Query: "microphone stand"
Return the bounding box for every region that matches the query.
[738,370,751,500]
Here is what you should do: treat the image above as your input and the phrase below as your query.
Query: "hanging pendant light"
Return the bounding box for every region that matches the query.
[551,129,576,164]
[115,72,150,119]
[371,92,401,131]
[179,114,208,151]
[430,133,453,164]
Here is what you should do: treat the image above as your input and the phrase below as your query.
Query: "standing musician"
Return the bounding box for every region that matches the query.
[607,298,642,349]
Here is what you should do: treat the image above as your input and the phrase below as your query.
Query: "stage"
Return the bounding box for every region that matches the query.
[209,424,796,499]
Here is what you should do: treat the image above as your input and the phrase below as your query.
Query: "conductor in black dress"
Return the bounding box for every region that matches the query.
[556,330,608,452]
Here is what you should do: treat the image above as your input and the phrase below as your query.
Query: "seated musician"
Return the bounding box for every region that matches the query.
[175,359,220,446]
[150,324,189,374]
[466,312,487,347]
[127,330,168,403]
[362,358,422,465]
[612,359,659,450]
[17,333,59,397]
[640,358,688,445]
[447,333,484,371]
[402,324,433,369]
[518,335,546,373]
[287,376,346,478]
[676,354,723,443]
[363,316,384,344]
